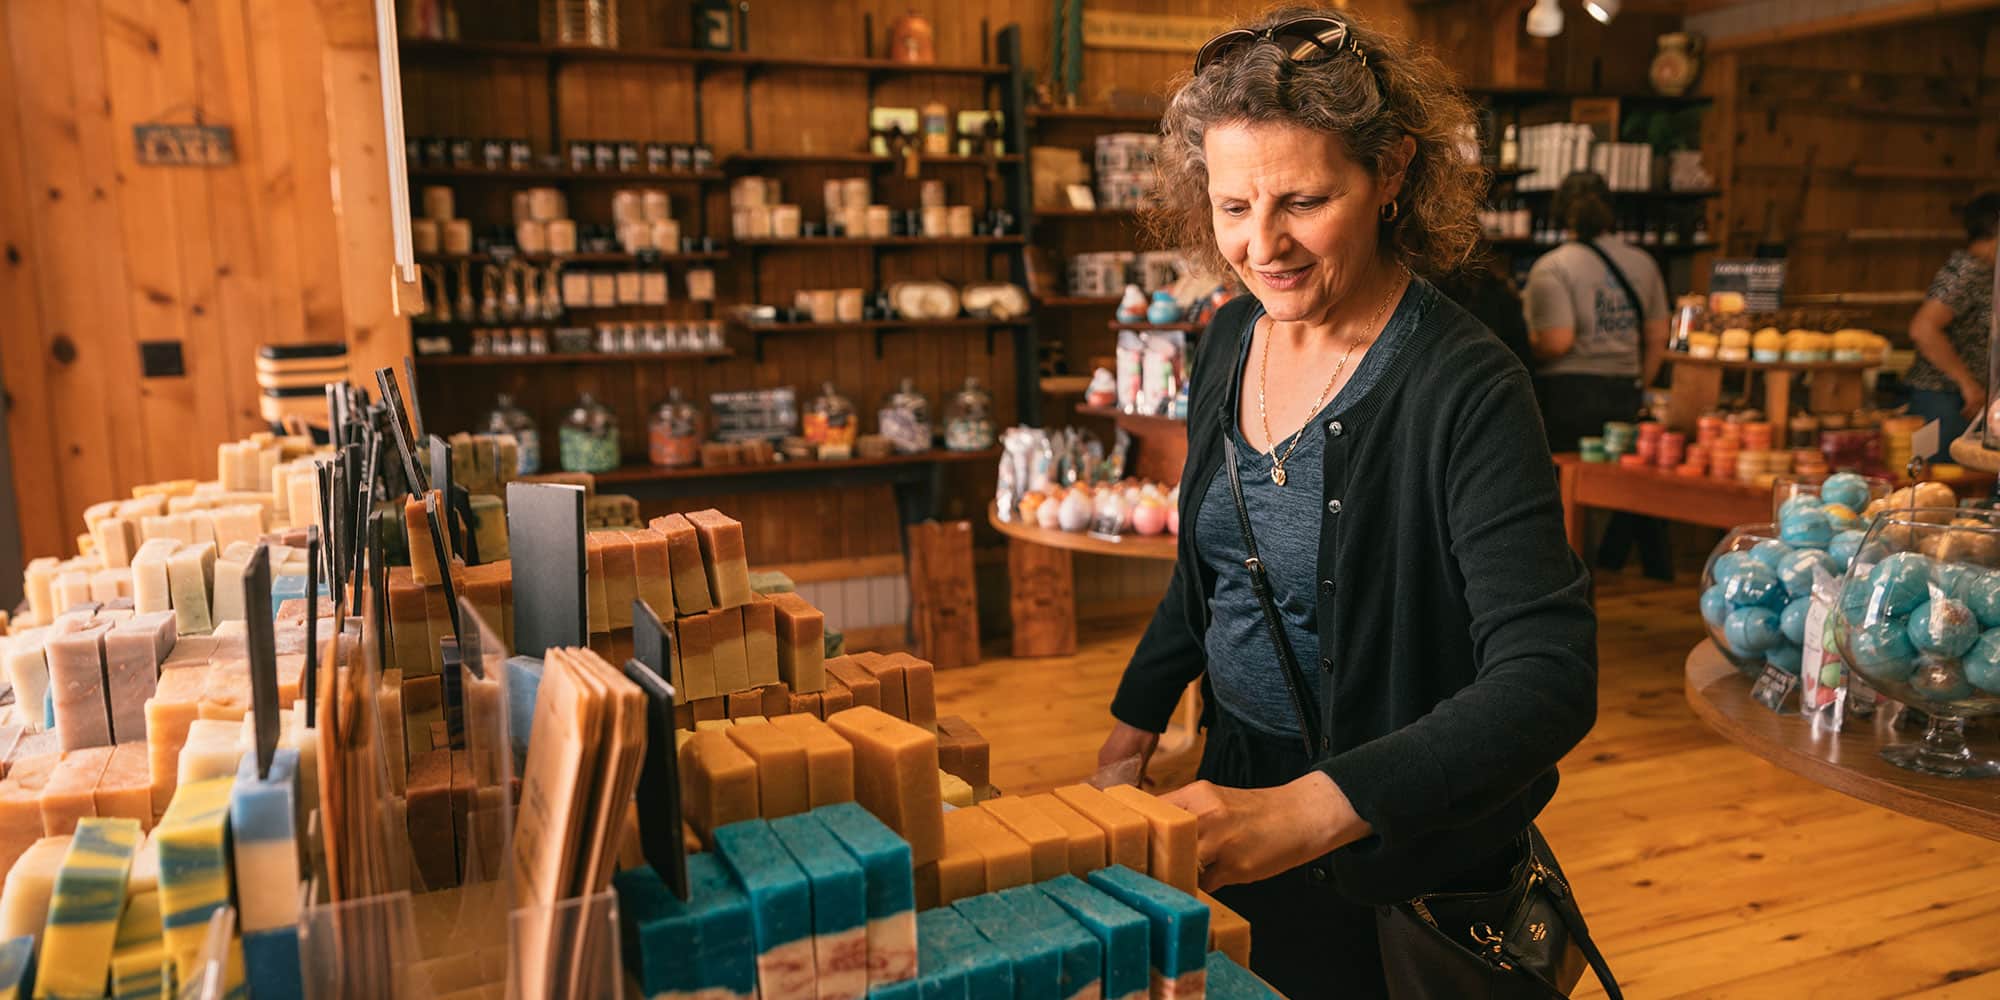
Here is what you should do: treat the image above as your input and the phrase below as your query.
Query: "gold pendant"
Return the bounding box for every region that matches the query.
[1272,464,1287,486]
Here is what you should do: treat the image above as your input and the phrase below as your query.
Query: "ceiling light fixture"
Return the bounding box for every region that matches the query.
[1586,0,1621,24]
[1526,0,1565,38]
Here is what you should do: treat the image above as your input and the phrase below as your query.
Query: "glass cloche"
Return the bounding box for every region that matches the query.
[944,376,996,452]
[558,392,621,473]
[647,388,702,468]
[879,378,932,454]
[485,393,540,476]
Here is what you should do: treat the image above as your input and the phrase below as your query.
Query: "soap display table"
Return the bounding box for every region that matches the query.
[1663,356,1876,432]
[596,448,1000,525]
[988,504,1176,658]
[1073,405,1187,487]
[1684,640,2000,842]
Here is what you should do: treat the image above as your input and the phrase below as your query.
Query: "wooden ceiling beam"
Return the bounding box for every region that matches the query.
[1689,0,2000,52]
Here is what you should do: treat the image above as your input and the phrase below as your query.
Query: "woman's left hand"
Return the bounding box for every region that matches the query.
[1161,772,1371,892]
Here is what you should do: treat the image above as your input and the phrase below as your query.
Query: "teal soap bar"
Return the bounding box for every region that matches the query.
[614,856,757,998]
[996,886,1100,1000]
[915,909,969,1000]
[920,906,1011,1000]
[868,981,922,1000]
[815,802,915,918]
[955,893,1060,1000]
[715,819,816,999]
[1037,875,1149,1000]
[774,812,870,1000]
[1086,866,1207,980]
[242,926,303,1000]
[1204,951,1279,999]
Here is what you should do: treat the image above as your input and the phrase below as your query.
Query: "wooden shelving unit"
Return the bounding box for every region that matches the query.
[408,166,726,183]
[734,236,1026,249]
[416,251,727,265]
[1106,320,1203,333]
[593,447,999,485]
[400,39,1008,76]
[414,350,733,367]
[1024,106,1162,124]
[725,152,1021,167]
[1038,295,1118,308]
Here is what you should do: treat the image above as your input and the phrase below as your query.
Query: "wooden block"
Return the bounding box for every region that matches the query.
[1103,785,1199,894]
[1024,793,1108,878]
[850,653,908,722]
[890,653,936,731]
[680,730,758,847]
[759,683,791,720]
[675,614,718,701]
[982,795,1070,882]
[788,691,823,720]
[725,723,809,819]
[584,533,611,636]
[824,657,880,710]
[936,809,990,906]
[708,608,751,695]
[725,689,763,719]
[825,706,943,865]
[1008,541,1075,657]
[936,717,990,789]
[766,592,824,694]
[768,714,855,809]
[741,596,779,689]
[685,510,753,610]
[905,521,980,669]
[626,529,674,621]
[1198,889,1251,968]
[648,515,712,616]
[595,531,638,630]
[1053,784,1149,874]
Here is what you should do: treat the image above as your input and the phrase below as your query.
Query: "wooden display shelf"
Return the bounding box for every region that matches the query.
[1487,239,1720,254]
[989,501,1174,659]
[1465,85,1714,108]
[987,503,1178,560]
[1684,640,2000,842]
[595,447,998,485]
[1665,354,1874,428]
[1106,320,1203,332]
[742,316,1029,360]
[414,350,731,367]
[1025,105,1162,123]
[1039,375,1091,396]
[408,166,725,183]
[1510,187,1723,200]
[1668,356,1877,373]
[415,251,727,265]
[399,39,1009,76]
[1034,206,1137,217]
[1038,295,1119,307]
[1074,404,1183,432]
[725,152,1020,166]
[1073,405,1186,486]
[1848,165,1998,183]
[734,236,1026,248]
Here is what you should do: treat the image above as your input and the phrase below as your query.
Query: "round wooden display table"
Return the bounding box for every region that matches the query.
[1684,640,2000,842]
[988,503,1175,658]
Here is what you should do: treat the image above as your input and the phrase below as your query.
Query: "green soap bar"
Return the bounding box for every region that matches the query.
[816,802,915,918]
[996,885,1101,1000]
[1087,865,1208,979]
[954,893,1060,1000]
[748,571,796,595]
[915,909,969,1000]
[1035,875,1148,1000]
[773,813,867,937]
[867,981,922,1000]
[1205,950,1281,999]
[919,906,1011,1000]
[613,856,757,997]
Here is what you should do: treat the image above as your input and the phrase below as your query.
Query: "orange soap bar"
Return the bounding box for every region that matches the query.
[726,722,810,820]
[824,657,880,710]
[405,490,454,585]
[937,716,990,790]
[956,805,1032,893]
[937,809,990,906]
[768,714,854,808]
[690,697,726,725]
[42,746,113,835]
[1025,793,1107,877]
[741,596,779,689]
[680,730,758,847]
[982,795,1069,881]
[819,677,854,717]
[1103,784,1199,894]
[1199,889,1252,967]
[825,706,943,865]
[892,653,937,731]
[709,608,750,695]
[758,683,791,720]
[596,530,638,630]
[387,568,432,677]
[1052,784,1149,874]
[626,529,674,622]
[850,653,907,721]
[725,689,763,720]
[584,533,611,636]
[649,514,712,616]
[766,592,824,694]
[198,661,252,721]
[675,613,718,701]
[0,754,58,874]
[685,509,752,610]
[787,691,822,720]
[94,742,154,830]
[145,668,205,816]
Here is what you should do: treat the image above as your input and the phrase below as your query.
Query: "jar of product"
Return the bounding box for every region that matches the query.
[1669,294,1706,353]
[559,392,621,473]
[803,381,859,448]
[648,388,702,467]
[879,378,931,454]
[944,377,996,451]
[485,393,541,475]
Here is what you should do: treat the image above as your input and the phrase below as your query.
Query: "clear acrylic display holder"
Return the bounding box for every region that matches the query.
[506,890,623,1000]
[298,890,423,999]
[177,905,238,1000]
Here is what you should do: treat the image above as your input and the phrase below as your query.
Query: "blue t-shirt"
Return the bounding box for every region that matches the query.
[1196,280,1423,738]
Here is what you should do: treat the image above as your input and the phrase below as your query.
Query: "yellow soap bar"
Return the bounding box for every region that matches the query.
[725,722,808,820]
[1024,793,1107,878]
[936,810,988,906]
[38,816,143,998]
[940,771,974,808]
[768,714,854,809]
[708,608,751,695]
[680,730,758,848]
[111,890,168,1000]
[154,776,241,989]
[825,706,943,866]
[981,795,1069,881]
[1102,784,1199,894]
[952,805,1031,894]
[1198,888,1252,967]
[1052,784,1149,874]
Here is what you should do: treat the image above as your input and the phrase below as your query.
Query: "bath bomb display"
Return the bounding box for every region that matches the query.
[1711,551,1755,583]
[1821,473,1872,512]
[1867,553,1933,619]
[1721,561,1786,610]
[1748,539,1794,571]
[1822,503,1861,532]
[1962,630,2000,695]
[1932,562,1983,602]
[1723,607,1783,655]
[1828,530,1865,572]
[1700,586,1732,629]
[1777,495,1822,523]
[1961,570,2000,629]
[1779,550,1836,600]
[1778,506,1833,550]
[1848,621,1919,682]
[1779,597,1811,645]
[1906,598,1980,658]
[1765,644,1803,676]
[1908,655,1976,702]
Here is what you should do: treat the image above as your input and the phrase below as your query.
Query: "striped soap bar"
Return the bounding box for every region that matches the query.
[814,802,916,988]
[38,816,142,997]
[713,818,816,1000]
[241,926,302,1000]
[1084,867,1207,1000]
[615,856,757,1000]
[772,813,868,1000]
[1036,875,1149,1000]
[110,891,167,1000]
[954,891,1061,1000]
[0,836,69,942]
[0,935,33,998]
[997,885,1102,1000]
[912,909,967,1000]
[916,905,1010,1000]
[155,776,244,990]
[229,749,301,934]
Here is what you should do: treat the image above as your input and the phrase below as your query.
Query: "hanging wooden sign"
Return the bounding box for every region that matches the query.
[134,123,236,166]
[1082,11,1231,53]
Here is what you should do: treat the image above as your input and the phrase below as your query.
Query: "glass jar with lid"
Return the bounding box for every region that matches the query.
[803,381,859,451]
[648,388,703,468]
[1669,294,1707,354]
[485,393,541,476]
[558,391,621,473]
[879,378,932,454]
[944,377,996,451]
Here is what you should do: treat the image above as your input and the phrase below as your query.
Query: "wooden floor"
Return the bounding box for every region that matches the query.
[934,574,2000,999]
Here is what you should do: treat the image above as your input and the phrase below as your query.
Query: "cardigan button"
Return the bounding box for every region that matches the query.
[1319,579,1334,597]
[1311,865,1329,882]
[1326,420,1344,437]
[1318,656,1333,673]
[1326,499,1343,514]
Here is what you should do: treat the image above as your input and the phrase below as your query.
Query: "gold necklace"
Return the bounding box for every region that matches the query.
[1257,268,1406,486]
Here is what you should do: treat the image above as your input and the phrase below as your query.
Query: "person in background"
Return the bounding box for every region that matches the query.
[1524,170,1672,579]
[1905,190,1999,461]
[1436,254,1533,372]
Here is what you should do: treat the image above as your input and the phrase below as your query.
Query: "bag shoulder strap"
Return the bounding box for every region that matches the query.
[1573,238,1647,326]
[1526,827,1623,1000]
[1222,436,1323,758]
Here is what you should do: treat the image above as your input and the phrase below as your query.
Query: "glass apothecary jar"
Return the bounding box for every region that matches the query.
[803,381,859,448]
[647,388,702,468]
[485,393,541,476]
[944,377,996,452]
[879,378,932,454]
[558,392,621,473]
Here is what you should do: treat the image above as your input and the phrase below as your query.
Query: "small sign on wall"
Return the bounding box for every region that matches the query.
[134,123,236,166]
[1082,11,1232,52]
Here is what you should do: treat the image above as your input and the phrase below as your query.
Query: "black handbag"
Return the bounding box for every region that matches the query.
[1221,438,1622,999]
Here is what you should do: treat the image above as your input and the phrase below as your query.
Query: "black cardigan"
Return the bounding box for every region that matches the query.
[1111,286,1598,904]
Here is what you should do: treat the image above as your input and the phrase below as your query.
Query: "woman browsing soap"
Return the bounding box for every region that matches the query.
[1094,9,1601,998]
[1904,190,1998,459]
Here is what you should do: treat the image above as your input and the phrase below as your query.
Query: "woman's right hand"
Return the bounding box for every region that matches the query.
[1097,722,1161,786]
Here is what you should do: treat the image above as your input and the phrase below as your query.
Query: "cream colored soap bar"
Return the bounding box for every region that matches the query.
[130,541,176,615]
[211,544,252,625]
[1101,784,1198,894]
[2,630,51,735]
[0,834,71,940]
[650,514,713,616]
[209,505,263,555]
[686,509,753,610]
[103,619,166,745]
[166,542,215,636]
[176,720,244,787]
[25,557,60,627]
[89,568,130,603]
[825,706,943,865]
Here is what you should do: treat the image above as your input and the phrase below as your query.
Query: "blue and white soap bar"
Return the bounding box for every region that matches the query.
[230,748,302,935]
[714,819,817,1000]
[1085,867,1208,1000]
[773,813,869,1000]
[1036,875,1149,1000]
[815,802,918,988]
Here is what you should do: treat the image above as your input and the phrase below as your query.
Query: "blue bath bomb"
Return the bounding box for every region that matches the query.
[1749,539,1794,571]
[1780,597,1812,644]
[1821,472,1872,512]
[1906,598,1980,657]
[1960,570,2000,629]
[1828,530,1865,572]
[1779,549,1837,600]
[1777,495,1823,523]
[1724,606,1784,654]
[1765,644,1804,676]
[1722,561,1786,610]
[1848,621,1919,682]
[1908,656,1976,702]
[1868,552,1934,618]
[1711,551,1755,583]
[1934,562,1983,602]
[1823,504,1864,532]
[1838,577,1875,625]
[1963,630,2000,695]
[1700,585,1732,630]
[1779,508,1833,550]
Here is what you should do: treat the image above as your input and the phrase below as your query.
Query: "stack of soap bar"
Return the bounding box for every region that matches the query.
[43,747,113,835]
[768,714,854,809]
[0,757,58,875]
[0,835,69,940]
[824,658,876,711]
[727,723,809,820]
[767,593,824,695]
[1023,795,1106,879]
[714,819,816,1000]
[1203,951,1279,999]
[815,802,916,990]
[849,654,906,721]
[1101,786,1198,894]
[772,813,868,1000]
[47,625,112,751]
[982,797,1070,882]
[649,515,712,617]
[1052,786,1149,875]
[614,856,757,1000]
[825,707,942,867]
[37,816,141,998]
[917,905,1012,1000]
[111,891,167,1000]
[996,885,1103,1000]
[1037,875,1150,1000]
[680,731,759,847]
[154,776,244,989]
[955,892,1060,999]
[687,510,753,610]
[1086,866,1208,1000]
[1196,890,1250,968]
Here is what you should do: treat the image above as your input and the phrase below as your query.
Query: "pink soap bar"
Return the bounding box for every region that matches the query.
[46,624,112,751]
[103,623,163,745]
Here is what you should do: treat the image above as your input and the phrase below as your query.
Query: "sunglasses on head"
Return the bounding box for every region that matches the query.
[1194,15,1368,75]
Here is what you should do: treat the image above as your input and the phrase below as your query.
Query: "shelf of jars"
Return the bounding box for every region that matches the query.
[397,39,1010,77]
[593,447,1001,485]
[724,152,1022,167]
[414,350,733,368]
[415,251,728,265]
[733,235,1027,249]
[408,166,728,184]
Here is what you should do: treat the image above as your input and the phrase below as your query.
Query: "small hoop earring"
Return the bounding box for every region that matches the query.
[1380,199,1400,222]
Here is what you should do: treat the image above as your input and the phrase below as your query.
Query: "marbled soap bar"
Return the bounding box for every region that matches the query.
[154,776,242,988]
[0,934,30,998]
[614,855,757,1000]
[996,885,1103,1000]
[1100,787,1197,895]
[0,835,69,941]
[773,812,869,1000]
[815,802,916,988]
[42,746,113,836]
[768,593,825,696]
[1037,875,1149,1000]
[110,890,167,1000]
[956,891,1061,1000]
[714,818,816,1000]
[825,707,942,866]
[1085,867,1207,1000]
[1051,786,1147,875]
[37,816,141,998]
[46,624,112,752]
[230,748,301,933]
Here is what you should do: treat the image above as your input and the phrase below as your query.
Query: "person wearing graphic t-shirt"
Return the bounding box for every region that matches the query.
[1905,191,1998,461]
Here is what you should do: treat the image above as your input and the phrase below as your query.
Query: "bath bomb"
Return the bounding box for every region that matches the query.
[1959,570,2000,629]
[1906,598,1980,658]
[1962,630,2000,695]
[1822,503,1862,532]
[1700,586,1732,630]
[1848,621,1919,683]
[1908,655,1976,702]
[1723,607,1783,655]
[1748,539,1794,571]
[1779,507,1833,550]
[1711,551,1755,583]
[1780,597,1812,645]
[1777,496,1823,523]
[1867,552,1933,619]
[1721,562,1786,610]
[1765,644,1803,676]
[1828,530,1865,572]
[1821,473,1872,512]
[1779,550,1836,600]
